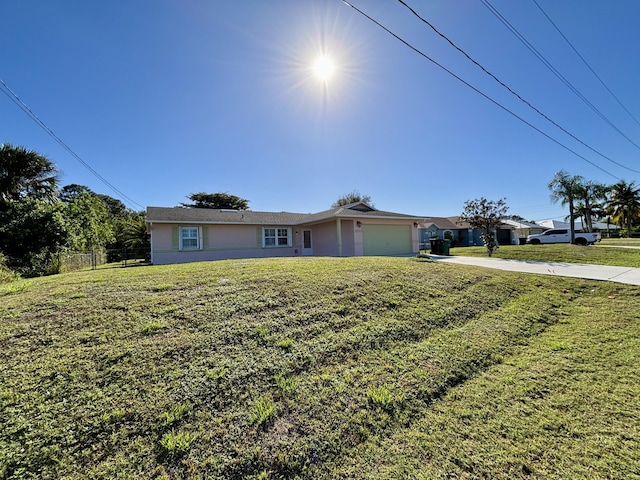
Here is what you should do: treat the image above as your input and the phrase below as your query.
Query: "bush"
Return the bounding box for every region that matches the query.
[0,254,18,284]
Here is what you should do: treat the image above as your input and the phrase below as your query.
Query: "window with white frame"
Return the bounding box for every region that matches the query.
[180,226,201,250]
[263,227,291,247]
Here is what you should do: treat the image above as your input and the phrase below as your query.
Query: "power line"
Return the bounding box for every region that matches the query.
[0,78,144,210]
[396,0,640,175]
[531,0,640,129]
[340,1,620,180]
[481,0,640,153]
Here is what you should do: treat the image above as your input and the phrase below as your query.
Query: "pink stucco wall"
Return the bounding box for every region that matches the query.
[149,223,298,265]
[150,218,419,265]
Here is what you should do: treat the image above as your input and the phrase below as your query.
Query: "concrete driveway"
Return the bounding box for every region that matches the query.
[428,255,640,286]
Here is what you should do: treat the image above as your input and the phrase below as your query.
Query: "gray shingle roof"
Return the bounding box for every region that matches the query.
[423,216,514,230]
[146,205,425,226]
[146,207,309,225]
[422,216,469,229]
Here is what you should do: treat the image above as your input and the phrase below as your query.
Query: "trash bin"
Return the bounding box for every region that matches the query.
[430,238,443,254]
[442,239,451,256]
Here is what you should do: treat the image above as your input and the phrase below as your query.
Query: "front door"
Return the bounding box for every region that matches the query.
[302,229,313,255]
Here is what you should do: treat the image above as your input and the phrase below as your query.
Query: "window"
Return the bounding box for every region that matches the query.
[180,226,201,250]
[263,227,291,247]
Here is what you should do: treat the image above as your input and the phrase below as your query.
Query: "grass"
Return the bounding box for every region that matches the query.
[332,285,640,479]
[599,237,640,247]
[0,256,638,479]
[449,242,640,267]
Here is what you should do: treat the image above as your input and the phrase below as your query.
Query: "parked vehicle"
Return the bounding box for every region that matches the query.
[526,229,601,245]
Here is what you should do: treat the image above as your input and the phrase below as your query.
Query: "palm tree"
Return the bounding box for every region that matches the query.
[576,180,608,232]
[0,144,59,209]
[548,171,583,244]
[123,214,151,261]
[606,180,640,237]
[571,201,587,231]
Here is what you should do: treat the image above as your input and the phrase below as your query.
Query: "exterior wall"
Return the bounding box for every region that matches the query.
[150,223,297,265]
[150,218,419,265]
[310,221,339,256]
[309,219,411,257]
[420,227,516,247]
[341,220,356,256]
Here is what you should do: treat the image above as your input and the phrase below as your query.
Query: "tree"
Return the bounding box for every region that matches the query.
[575,180,607,232]
[606,180,640,237]
[0,145,63,276]
[0,198,68,276]
[122,213,150,251]
[59,184,92,203]
[181,192,249,210]
[332,190,372,208]
[459,198,509,256]
[61,184,129,218]
[548,171,583,244]
[63,192,115,252]
[0,144,59,209]
[96,193,128,218]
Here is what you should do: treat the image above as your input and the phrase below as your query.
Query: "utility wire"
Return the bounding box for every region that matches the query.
[0,78,144,210]
[481,0,640,152]
[531,0,640,129]
[340,1,619,180]
[396,0,640,175]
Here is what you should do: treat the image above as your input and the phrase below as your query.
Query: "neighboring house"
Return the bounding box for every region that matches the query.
[538,219,570,230]
[419,216,517,248]
[502,219,546,244]
[146,202,424,265]
[419,217,476,248]
[538,219,621,233]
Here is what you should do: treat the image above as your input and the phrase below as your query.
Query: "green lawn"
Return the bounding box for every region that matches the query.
[449,243,640,268]
[1,257,638,479]
[599,237,640,247]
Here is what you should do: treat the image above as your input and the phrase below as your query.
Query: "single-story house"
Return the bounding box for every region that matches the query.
[419,216,517,248]
[538,219,621,232]
[146,202,425,265]
[502,219,546,243]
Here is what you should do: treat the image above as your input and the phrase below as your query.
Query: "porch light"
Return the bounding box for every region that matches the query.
[357,221,362,227]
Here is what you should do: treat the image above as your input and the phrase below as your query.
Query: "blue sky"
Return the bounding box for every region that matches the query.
[2,1,639,221]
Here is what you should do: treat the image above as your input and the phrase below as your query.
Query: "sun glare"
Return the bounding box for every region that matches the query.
[312,55,336,81]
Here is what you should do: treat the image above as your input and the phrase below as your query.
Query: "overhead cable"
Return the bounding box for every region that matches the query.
[396,0,640,175]
[531,0,640,129]
[0,78,144,210]
[340,1,619,180]
[481,0,640,152]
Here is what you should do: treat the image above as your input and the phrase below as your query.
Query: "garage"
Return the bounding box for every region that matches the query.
[362,225,412,256]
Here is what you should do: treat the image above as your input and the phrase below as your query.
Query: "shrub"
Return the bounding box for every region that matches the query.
[0,254,18,284]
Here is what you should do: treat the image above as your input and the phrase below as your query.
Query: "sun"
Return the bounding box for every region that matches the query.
[312,55,336,81]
